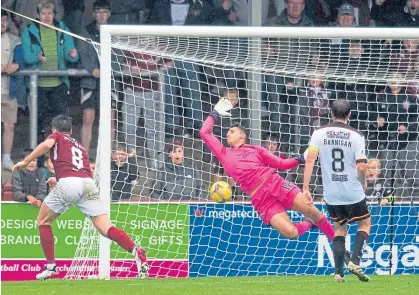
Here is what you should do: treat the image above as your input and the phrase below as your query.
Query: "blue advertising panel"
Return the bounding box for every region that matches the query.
[189,204,419,277]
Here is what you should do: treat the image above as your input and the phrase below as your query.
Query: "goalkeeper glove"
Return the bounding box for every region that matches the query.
[213,98,234,117]
[294,154,306,165]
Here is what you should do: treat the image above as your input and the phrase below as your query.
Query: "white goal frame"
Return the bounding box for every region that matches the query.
[99,25,419,279]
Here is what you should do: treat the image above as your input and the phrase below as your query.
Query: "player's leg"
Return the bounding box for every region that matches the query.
[256,177,316,239]
[36,201,62,280]
[36,178,77,280]
[90,214,149,278]
[347,219,371,282]
[255,193,313,239]
[346,199,371,282]
[332,221,348,282]
[351,217,371,264]
[270,211,312,239]
[291,192,335,242]
[325,203,352,282]
[78,179,148,278]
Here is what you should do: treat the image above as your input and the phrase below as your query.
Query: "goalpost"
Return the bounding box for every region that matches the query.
[66,26,419,280]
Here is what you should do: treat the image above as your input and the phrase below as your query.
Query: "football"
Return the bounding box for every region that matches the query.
[209,181,232,203]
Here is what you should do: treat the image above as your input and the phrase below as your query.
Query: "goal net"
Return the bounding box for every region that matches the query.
[66,26,419,279]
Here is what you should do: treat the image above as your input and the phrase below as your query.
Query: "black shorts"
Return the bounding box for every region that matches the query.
[81,88,100,110]
[81,88,117,110]
[326,198,370,226]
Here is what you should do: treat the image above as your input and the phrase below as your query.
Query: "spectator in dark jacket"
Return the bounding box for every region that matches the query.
[12,149,47,207]
[62,0,85,36]
[149,0,220,136]
[110,143,138,201]
[389,39,419,75]
[368,75,418,151]
[262,0,315,142]
[109,0,145,24]
[331,81,375,133]
[78,0,114,153]
[372,0,419,27]
[297,75,331,149]
[122,50,166,168]
[151,139,204,200]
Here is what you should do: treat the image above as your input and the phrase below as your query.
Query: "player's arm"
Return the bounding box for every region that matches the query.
[199,111,227,162]
[259,147,302,170]
[25,139,56,164]
[355,135,368,190]
[302,146,319,192]
[303,130,321,193]
[12,138,56,172]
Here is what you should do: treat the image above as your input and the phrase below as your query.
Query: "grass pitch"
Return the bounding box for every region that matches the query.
[2,275,418,295]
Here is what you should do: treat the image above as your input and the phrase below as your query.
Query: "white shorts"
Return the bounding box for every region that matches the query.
[44,177,107,217]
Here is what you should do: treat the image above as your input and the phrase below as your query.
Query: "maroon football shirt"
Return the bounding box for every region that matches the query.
[48,132,92,181]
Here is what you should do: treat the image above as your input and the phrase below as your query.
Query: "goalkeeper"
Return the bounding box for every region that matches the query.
[200,98,335,242]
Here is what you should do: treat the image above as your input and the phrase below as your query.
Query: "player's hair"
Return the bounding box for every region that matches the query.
[93,0,111,11]
[22,149,34,159]
[51,115,72,133]
[331,99,351,120]
[1,9,8,18]
[89,158,95,164]
[368,158,381,169]
[230,122,249,139]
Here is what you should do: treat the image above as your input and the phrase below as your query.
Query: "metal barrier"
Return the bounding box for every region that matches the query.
[12,69,161,149]
[12,69,92,149]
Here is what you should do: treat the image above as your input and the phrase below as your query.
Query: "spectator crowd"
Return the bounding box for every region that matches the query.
[1,0,419,203]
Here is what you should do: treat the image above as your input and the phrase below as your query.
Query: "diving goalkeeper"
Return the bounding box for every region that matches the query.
[200,98,335,241]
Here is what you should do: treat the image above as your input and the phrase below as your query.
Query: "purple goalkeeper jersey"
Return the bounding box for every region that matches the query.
[200,116,299,195]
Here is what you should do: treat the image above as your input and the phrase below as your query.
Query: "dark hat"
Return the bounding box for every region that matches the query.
[338,3,354,17]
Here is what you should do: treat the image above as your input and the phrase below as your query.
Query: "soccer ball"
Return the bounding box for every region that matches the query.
[209,181,232,203]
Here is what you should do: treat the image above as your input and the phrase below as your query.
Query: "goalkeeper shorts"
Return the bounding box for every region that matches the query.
[251,174,300,226]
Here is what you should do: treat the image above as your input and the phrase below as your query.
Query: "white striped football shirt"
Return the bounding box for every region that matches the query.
[309,122,367,205]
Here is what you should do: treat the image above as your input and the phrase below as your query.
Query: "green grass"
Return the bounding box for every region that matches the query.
[2,276,419,295]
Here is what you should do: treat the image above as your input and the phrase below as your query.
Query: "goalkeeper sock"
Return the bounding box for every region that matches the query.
[294,221,312,237]
[315,215,335,243]
[333,236,346,276]
[39,225,55,264]
[107,226,136,253]
[351,231,369,265]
